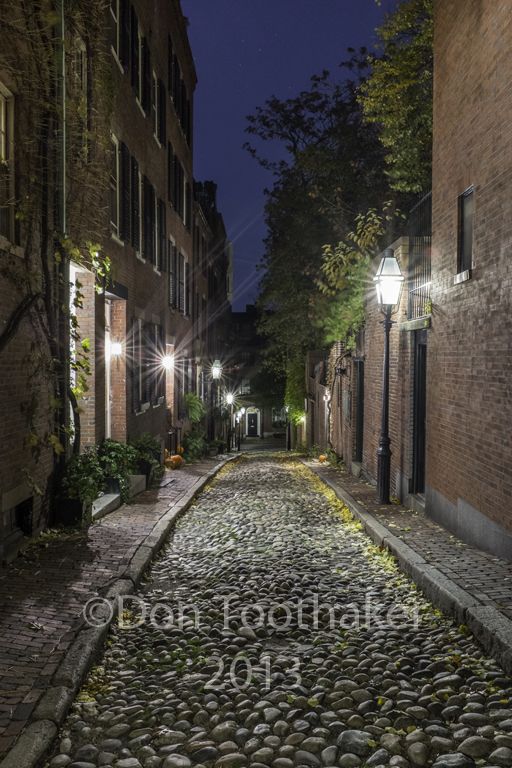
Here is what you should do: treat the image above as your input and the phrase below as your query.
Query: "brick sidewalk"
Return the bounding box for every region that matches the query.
[0,458,220,755]
[309,461,512,617]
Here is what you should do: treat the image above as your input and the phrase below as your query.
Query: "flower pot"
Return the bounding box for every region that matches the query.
[137,459,153,483]
[104,476,121,495]
[54,497,92,527]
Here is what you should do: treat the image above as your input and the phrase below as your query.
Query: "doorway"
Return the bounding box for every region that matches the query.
[412,329,427,494]
[247,412,258,436]
[355,361,364,463]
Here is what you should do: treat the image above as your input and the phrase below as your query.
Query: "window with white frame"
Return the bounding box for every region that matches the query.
[110,136,120,237]
[0,83,14,242]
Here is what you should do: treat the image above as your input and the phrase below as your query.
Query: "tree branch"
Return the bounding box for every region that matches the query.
[0,292,44,355]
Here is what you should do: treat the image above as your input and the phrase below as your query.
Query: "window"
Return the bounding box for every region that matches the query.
[238,378,250,395]
[132,317,144,412]
[0,83,14,242]
[185,261,191,315]
[110,0,129,69]
[459,186,473,274]
[168,141,175,208]
[110,136,120,237]
[130,7,141,99]
[201,297,207,341]
[152,71,158,138]
[157,78,166,145]
[132,318,165,412]
[141,37,151,115]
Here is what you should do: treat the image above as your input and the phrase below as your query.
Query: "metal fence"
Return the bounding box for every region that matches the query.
[408,191,432,320]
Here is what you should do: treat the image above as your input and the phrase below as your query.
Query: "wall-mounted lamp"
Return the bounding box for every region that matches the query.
[212,360,222,380]
[110,342,123,356]
[162,355,174,370]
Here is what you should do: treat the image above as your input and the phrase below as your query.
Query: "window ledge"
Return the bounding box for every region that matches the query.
[153,134,162,149]
[111,233,125,247]
[397,315,431,332]
[153,266,161,276]
[135,251,146,263]
[454,270,471,285]
[0,234,23,259]
[136,98,146,118]
[111,49,125,75]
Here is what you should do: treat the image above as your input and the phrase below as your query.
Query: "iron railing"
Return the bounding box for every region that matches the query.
[408,191,432,320]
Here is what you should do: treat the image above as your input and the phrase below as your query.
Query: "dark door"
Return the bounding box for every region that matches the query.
[248,412,258,436]
[355,361,364,463]
[412,329,427,494]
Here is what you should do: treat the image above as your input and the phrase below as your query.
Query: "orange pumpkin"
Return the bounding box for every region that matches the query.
[171,454,182,468]
[176,445,184,455]
[164,457,176,469]
[319,455,327,463]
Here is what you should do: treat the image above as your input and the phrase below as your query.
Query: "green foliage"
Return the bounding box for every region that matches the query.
[285,354,307,425]
[181,429,207,463]
[183,392,207,424]
[61,445,104,503]
[98,439,139,503]
[128,432,161,465]
[358,0,434,192]
[316,203,405,348]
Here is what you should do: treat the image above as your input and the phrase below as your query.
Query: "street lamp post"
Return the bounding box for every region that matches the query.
[211,360,222,442]
[373,248,404,505]
[226,393,234,453]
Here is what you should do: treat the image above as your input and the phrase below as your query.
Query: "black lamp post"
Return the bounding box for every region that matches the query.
[373,248,404,505]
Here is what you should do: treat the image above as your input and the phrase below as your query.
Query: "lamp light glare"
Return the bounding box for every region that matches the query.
[162,355,174,370]
[240,407,246,415]
[226,393,234,405]
[110,342,123,356]
[373,249,404,307]
[212,359,222,379]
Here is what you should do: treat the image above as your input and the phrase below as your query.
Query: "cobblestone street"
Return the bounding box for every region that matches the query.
[46,455,512,768]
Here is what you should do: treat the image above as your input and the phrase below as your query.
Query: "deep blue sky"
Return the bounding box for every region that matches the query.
[182,0,395,310]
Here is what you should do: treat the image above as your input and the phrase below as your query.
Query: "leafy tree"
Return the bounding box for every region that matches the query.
[357,0,434,193]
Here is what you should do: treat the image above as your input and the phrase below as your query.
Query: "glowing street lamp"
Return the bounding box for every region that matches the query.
[373,248,404,505]
[226,393,234,405]
[212,360,222,380]
[110,341,123,356]
[161,354,174,370]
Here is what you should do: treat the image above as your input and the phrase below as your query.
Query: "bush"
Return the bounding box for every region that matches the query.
[128,432,161,465]
[61,445,104,503]
[182,428,206,462]
[183,392,207,424]
[98,439,139,503]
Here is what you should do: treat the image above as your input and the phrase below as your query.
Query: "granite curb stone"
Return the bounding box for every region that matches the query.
[302,459,512,676]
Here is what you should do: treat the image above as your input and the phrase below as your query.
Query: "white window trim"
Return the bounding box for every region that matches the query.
[152,70,161,146]
[110,0,123,71]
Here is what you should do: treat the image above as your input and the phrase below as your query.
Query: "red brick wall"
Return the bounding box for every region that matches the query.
[110,300,127,442]
[429,0,512,533]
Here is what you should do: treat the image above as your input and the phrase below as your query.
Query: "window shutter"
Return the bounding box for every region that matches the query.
[132,318,141,413]
[158,78,166,145]
[179,253,185,313]
[169,242,174,306]
[173,55,181,113]
[131,156,139,250]
[180,80,186,128]
[158,199,166,272]
[119,0,130,71]
[185,261,191,316]
[185,98,191,145]
[175,160,182,219]
[168,34,174,95]
[130,6,139,95]
[142,175,150,260]
[150,185,156,264]
[168,141,175,208]
[158,325,166,399]
[185,181,191,231]
[142,323,153,405]
[120,142,131,242]
[141,38,151,115]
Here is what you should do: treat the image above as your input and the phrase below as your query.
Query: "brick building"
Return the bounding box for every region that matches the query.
[426,0,512,560]
[0,0,231,564]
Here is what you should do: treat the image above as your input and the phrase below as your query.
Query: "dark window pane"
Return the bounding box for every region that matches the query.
[460,188,473,273]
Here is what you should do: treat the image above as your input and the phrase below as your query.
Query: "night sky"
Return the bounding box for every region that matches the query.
[182,0,396,311]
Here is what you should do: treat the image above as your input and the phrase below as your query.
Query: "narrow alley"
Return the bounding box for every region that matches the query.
[46,455,512,768]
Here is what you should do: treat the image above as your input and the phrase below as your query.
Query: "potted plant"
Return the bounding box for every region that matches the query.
[98,439,139,503]
[57,446,104,526]
[128,432,162,484]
